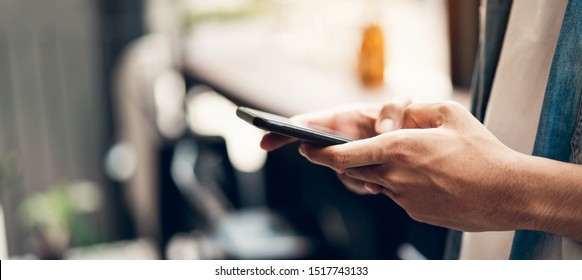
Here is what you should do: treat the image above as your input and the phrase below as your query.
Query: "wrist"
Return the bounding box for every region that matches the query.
[495,152,544,231]
[511,155,582,240]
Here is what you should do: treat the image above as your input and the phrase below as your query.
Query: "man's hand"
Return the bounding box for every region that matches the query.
[298,101,529,232]
[262,101,582,240]
[260,98,411,195]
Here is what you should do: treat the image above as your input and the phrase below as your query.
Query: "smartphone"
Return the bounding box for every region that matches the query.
[236,107,352,146]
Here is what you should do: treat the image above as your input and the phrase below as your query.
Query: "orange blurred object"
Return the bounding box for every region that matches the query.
[358,24,385,89]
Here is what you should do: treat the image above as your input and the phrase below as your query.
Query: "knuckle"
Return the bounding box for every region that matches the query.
[380,101,407,119]
[437,101,462,115]
[326,148,348,169]
[389,191,402,201]
[391,149,412,165]
[384,173,404,187]
[384,133,412,163]
[436,102,454,115]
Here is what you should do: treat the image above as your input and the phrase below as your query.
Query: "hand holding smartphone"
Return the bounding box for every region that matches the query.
[236,107,352,146]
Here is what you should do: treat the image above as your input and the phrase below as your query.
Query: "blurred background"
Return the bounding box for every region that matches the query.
[0,0,478,260]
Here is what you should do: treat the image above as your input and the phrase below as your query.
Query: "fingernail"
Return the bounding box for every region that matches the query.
[378,119,394,133]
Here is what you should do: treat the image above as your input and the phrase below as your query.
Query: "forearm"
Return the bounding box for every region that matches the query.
[516,154,582,241]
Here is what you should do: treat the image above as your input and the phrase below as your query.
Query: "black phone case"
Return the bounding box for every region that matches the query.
[236,107,352,146]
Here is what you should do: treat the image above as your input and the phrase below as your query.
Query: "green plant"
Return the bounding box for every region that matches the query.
[18,181,103,258]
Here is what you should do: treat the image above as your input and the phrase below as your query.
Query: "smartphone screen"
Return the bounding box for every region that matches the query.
[236,107,352,146]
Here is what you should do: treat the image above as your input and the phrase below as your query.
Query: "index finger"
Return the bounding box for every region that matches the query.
[299,131,408,170]
[260,132,297,151]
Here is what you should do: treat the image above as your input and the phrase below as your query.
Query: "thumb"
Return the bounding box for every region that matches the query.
[375,96,412,133]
